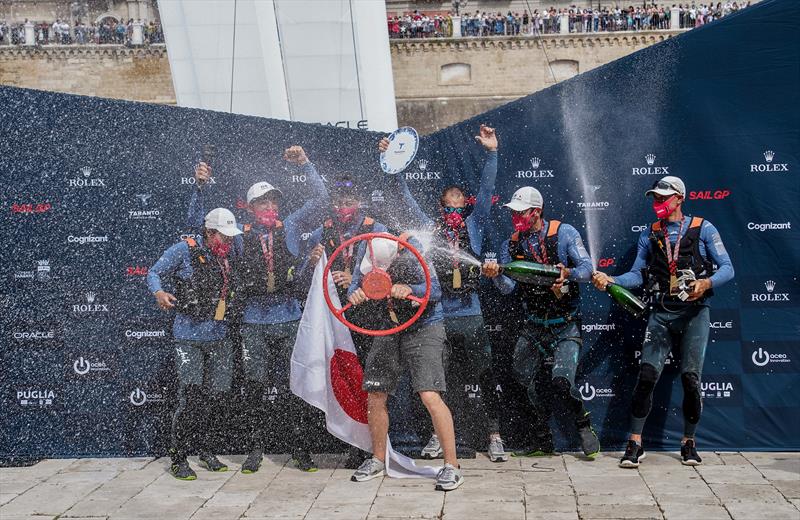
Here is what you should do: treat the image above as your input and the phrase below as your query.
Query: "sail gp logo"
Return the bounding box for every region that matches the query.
[516,156,555,179]
[405,159,442,181]
[632,154,670,175]
[751,347,791,367]
[689,189,731,200]
[68,166,106,188]
[750,150,789,173]
[579,382,615,401]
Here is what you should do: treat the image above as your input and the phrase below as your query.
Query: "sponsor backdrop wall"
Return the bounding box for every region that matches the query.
[1,0,797,459]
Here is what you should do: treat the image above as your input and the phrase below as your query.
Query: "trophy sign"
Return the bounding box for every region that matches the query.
[380,126,419,174]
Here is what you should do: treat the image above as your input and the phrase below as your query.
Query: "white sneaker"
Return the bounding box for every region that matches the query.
[421,435,443,459]
[351,457,385,482]
[435,463,464,491]
[488,437,508,462]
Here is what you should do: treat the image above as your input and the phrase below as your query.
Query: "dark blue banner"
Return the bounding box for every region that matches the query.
[1,0,797,458]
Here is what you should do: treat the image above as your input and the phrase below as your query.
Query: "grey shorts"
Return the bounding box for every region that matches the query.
[362,321,447,395]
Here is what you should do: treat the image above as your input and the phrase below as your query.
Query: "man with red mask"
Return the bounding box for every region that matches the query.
[378,125,506,462]
[147,208,243,480]
[592,176,734,468]
[482,186,601,459]
[300,173,389,468]
[189,146,328,474]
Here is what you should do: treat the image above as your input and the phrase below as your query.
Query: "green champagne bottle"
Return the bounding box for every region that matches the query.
[606,283,647,318]
[500,260,561,285]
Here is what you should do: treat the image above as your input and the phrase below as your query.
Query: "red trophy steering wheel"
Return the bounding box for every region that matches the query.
[323,232,431,337]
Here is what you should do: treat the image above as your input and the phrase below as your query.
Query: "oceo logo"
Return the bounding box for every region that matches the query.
[516,156,555,179]
[632,153,670,176]
[751,347,791,367]
[579,382,615,401]
[689,189,730,200]
[73,356,91,375]
[747,222,791,232]
[750,150,789,173]
[129,388,147,406]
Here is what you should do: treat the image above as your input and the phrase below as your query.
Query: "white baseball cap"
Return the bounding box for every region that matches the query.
[645,176,685,198]
[246,182,283,204]
[359,237,399,275]
[204,208,242,237]
[503,187,544,211]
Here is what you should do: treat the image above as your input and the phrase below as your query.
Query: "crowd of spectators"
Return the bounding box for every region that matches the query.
[0,18,164,45]
[388,2,752,38]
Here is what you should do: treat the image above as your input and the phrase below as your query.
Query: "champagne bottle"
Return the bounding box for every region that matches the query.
[606,283,647,318]
[500,260,561,285]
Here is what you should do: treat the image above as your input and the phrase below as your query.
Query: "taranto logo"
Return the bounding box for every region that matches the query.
[751,280,790,303]
[748,222,791,232]
[579,381,615,401]
[72,292,109,313]
[689,189,731,200]
[516,156,555,179]
[14,259,51,282]
[126,266,149,276]
[371,190,385,203]
[405,159,442,181]
[750,150,789,173]
[129,194,160,220]
[751,347,791,367]
[73,356,110,375]
[11,202,51,214]
[68,166,106,188]
[632,153,670,176]
[17,389,56,406]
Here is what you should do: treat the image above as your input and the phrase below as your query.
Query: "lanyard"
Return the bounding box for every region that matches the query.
[525,227,549,265]
[259,232,274,273]
[217,257,230,300]
[338,231,355,270]
[662,218,685,275]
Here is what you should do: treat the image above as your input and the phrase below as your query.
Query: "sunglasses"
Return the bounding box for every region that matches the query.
[442,207,466,214]
[334,180,355,188]
[652,179,680,193]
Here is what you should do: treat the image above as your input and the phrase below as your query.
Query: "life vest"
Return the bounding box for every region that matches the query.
[508,220,580,318]
[238,222,296,298]
[431,218,480,295]
[646,216,715,298]
[173,237,237,320]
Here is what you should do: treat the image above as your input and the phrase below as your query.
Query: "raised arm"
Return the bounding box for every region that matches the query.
[186,162,211,231]
[379,137,434,231]
[282,146,330,256]
[465,125,499,253]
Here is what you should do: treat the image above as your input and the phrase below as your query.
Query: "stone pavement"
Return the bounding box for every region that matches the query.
[0,452,798,520]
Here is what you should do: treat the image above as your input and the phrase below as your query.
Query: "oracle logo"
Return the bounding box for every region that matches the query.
[12,331,55,340]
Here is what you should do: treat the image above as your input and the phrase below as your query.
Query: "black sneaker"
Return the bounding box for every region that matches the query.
[512,436,556,457]
[241,449,263,474]
[577,422,600,459]
[292,450,318,472]
[170,459,197,480]
[199,453,228,472]
[681,439,702,466]
[618,440,646,468]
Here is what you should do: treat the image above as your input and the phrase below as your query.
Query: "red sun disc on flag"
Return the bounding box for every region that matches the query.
[330,349,369,424]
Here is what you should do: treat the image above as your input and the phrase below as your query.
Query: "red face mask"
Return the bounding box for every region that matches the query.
[443,211,464,229]
[652,195,677,219]
[335,207,358,224]
[254,208,278,228]
[209,238,231,258]
[512,211,536,232]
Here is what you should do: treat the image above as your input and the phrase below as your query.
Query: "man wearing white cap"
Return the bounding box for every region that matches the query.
[482,186,601,459]
[592,176,734,468]
[147,208,243,480]
[189,145,328,474]
[346,236,464,491]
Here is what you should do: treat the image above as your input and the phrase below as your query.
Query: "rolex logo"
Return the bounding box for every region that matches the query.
[763,150,774,163]
[417,159,428,171]
[136,194,152,206]
[530,157,541,169]
[86,292,96,303]
[645,154,656,166]
[80,166,92,177]
[765,280,776,293]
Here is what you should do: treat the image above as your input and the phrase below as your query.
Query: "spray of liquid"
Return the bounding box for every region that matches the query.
[404,228,483,267]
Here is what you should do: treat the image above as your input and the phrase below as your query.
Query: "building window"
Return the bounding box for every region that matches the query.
[439,62,471,86]
[548,59,579,82]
